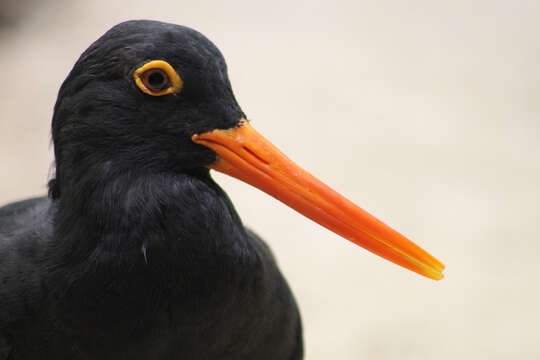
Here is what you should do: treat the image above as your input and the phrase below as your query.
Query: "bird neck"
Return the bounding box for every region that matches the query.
[51,169,251,272]
[47,169,261,329]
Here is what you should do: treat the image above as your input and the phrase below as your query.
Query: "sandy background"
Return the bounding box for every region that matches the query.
[1,1,539,358]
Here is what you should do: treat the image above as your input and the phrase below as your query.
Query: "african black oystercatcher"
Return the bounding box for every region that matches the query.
[0,20,444,359]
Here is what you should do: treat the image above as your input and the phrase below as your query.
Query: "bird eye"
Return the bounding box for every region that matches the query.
[144,69,168,91]
[133,60,183,96]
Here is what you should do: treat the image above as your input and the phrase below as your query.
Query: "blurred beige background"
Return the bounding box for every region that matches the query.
[1,1,539,358]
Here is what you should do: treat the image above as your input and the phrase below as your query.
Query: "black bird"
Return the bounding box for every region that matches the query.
[0,20,444,359]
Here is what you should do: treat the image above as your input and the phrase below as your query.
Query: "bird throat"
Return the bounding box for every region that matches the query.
[52,170,250,275]
[45,170,258,333]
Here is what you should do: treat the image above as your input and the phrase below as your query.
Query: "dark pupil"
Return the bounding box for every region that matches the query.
[147,71,167,89]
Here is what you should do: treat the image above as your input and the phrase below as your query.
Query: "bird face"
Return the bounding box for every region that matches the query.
[51,20,444,280]
[52,20,243,182]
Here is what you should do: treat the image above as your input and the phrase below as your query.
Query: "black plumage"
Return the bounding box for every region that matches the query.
[1,20,302,359]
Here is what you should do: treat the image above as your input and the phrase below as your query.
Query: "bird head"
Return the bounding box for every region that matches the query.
[51,20,242,194]
[49,20,444,280]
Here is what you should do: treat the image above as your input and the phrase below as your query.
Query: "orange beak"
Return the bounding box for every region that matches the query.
[192,119,445,280]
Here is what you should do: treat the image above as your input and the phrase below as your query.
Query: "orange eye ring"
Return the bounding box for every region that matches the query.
[133,60,183,96]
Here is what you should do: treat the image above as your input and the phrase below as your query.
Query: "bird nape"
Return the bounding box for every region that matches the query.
[0,20,444,360]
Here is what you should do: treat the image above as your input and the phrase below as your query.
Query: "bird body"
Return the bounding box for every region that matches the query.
[0,19,443,359]
[1,176,301,359]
